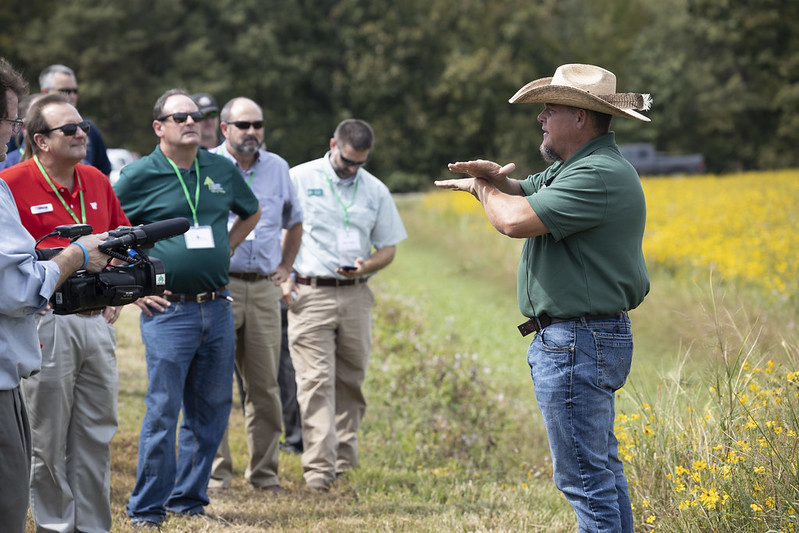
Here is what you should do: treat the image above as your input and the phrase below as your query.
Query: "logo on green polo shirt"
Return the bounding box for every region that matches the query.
[204,176,227,193]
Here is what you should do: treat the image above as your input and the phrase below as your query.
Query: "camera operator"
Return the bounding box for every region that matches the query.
[0,92,130,533]
[0,57,110,533]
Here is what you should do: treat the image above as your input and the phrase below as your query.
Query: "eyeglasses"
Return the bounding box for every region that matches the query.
[203,111,219,120]
[227,121,264,130]
[157,111,204,123]
[338,149,368,167]
[57,88,79,96]
[45,120,91,136]
[1,118,24,135]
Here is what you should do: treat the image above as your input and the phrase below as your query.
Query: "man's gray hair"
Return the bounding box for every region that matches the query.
[39,64,76,90]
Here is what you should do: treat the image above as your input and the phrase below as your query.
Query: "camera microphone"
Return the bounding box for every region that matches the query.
[99,217,191,252]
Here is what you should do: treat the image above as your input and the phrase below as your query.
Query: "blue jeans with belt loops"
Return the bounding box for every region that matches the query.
[127,295,235,524]
[527,314,634,533]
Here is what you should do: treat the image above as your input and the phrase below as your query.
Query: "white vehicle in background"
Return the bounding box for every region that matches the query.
[107,148,140,185]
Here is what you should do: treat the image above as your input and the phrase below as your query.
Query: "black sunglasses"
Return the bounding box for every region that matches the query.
[58,88,79,96]
[45,120,91,136]
[203,111,219,120]
[227,121,264,130]
[157,111,204,123]
[338,149,368,167]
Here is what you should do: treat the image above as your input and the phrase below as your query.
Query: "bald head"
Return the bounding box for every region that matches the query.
[220,97,265,160]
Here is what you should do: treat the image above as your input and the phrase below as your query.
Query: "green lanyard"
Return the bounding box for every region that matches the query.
[246,170,255,187]
[322,164,359,228]
[166,156,201,226]
[34,154,85,224]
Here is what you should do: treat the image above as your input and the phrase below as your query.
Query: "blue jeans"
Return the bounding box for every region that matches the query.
[527,314,634,533]
[127,296,235,523]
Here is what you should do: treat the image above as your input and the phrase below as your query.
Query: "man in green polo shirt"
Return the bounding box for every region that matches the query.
[114,88,260,529]
[435,64,651,533]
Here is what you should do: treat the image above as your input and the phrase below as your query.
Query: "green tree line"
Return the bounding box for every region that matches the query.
[2,0,796,189]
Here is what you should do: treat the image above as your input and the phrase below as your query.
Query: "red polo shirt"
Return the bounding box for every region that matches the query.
[1,158,130,248]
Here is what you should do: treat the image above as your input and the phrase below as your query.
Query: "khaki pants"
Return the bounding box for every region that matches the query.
[24,311,118,533]
[287,281,373,485]
[211,278,283,488]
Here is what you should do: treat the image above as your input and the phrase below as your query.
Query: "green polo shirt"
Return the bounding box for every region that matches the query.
[114,146,259,294]
[517,133,649,318]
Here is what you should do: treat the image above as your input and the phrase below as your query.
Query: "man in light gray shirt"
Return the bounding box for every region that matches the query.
[209,97,303,493]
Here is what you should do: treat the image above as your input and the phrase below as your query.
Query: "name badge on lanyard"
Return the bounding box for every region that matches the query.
[185,225,215,249]
[337,228,360,266]
[166,155,212,248]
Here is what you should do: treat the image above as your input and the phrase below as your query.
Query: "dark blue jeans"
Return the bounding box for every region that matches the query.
[127,296,235,524]
[528,314,634,533]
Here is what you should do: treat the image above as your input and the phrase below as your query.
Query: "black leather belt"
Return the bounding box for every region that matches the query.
[518,313,623,337]
[295,275,367,287]
[229,272,272,282]
[77,309,104,316]
[164,286,227,304]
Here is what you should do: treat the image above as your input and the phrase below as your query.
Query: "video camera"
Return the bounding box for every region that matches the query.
[35,218,190,315]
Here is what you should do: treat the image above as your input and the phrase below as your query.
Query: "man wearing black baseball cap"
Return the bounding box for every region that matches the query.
[192,92,222,149]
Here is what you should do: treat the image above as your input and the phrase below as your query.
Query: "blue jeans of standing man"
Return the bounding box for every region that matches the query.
[127,296,235,524]
[527,314,634,533]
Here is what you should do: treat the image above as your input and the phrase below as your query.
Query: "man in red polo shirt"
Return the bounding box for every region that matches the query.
[0,93,129,533]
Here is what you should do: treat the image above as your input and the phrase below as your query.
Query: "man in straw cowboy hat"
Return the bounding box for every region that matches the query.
[435,64,651,532]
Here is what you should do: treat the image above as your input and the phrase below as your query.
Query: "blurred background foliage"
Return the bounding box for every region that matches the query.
[1,0,796,190]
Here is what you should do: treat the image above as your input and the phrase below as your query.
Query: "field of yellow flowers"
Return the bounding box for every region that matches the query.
[642,170,799,301]
[424,169,799,302]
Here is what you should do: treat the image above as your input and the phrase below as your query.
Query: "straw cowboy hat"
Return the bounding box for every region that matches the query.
[509,64,652,122]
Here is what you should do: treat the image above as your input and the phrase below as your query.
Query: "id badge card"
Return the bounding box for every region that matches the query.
[185,225,215,249]
[337,228,361,265]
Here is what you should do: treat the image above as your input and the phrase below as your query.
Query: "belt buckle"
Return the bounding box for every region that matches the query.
[196,291,210,303]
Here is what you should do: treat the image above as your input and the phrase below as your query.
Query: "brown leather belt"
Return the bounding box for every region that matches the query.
[518,313,623,337]
[295,275,367,288]
[229,272,272,282]
[77,309,104,316]
[164,286,227,304]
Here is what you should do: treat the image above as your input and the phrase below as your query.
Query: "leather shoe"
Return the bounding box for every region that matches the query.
[306,478,331,492]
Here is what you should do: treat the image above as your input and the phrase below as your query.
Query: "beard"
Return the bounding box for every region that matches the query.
[233,136,262,155]
[330,155,356,179]
[538,143,562,163]
[539,143,562,163]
